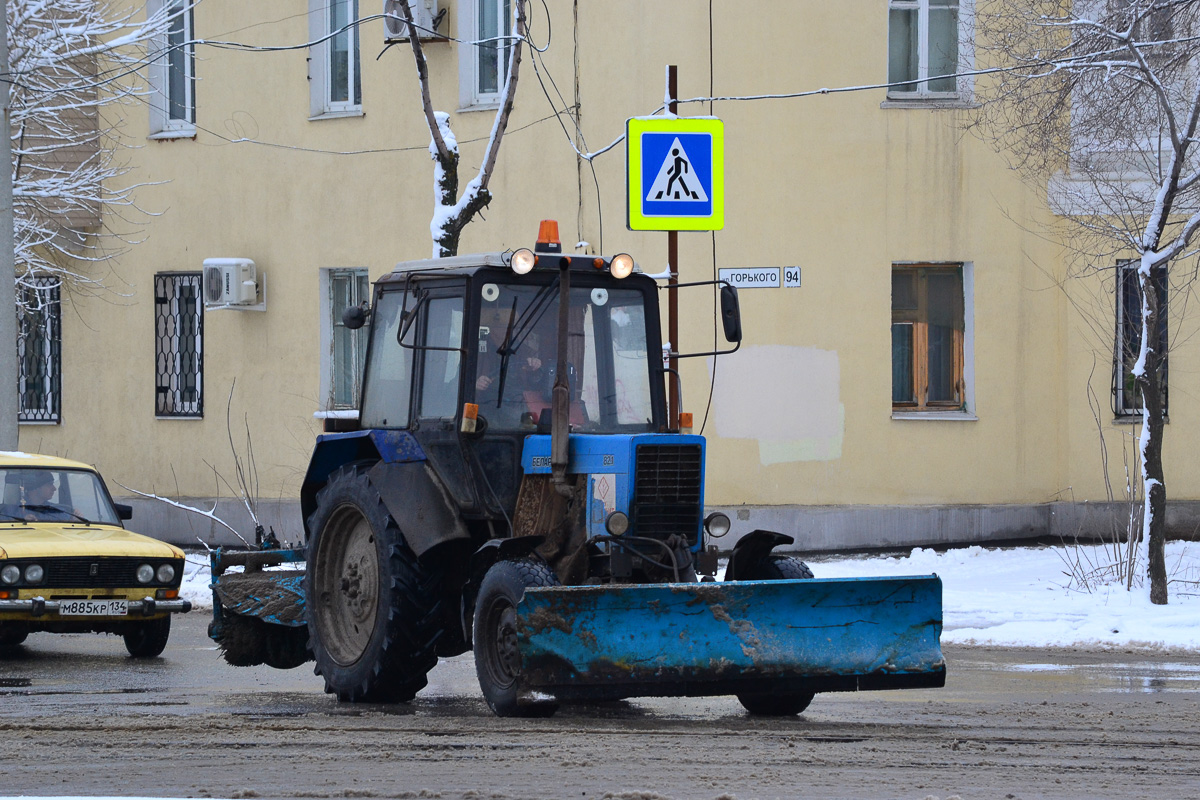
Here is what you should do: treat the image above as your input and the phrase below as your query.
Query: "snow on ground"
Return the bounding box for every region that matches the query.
[179,541,1200,652]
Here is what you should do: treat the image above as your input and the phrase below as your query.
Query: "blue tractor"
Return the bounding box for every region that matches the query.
[209,223,945,717]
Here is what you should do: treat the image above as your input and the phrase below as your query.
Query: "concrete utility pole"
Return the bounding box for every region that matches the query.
[0,0,17,451]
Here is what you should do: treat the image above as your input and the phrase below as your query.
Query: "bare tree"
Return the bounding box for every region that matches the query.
[974,0,1200,603]
[8,0,181,309]
[389,0,525,258]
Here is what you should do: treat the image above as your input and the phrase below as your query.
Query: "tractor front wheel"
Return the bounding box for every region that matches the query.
[473,558,560,718]
[732,555,816,716]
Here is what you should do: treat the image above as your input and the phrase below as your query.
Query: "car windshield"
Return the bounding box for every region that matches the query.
[0,467,120,525]
[475,281,655,432]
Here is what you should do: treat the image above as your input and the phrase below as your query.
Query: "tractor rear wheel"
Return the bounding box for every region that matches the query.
[473,558,560,717]
[304,465,443,703]
[732,555,815,716]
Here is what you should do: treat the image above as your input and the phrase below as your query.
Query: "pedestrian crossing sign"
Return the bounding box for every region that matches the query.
[627,117,724,231]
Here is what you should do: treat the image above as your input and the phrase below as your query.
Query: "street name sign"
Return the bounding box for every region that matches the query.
[627,117,724,231]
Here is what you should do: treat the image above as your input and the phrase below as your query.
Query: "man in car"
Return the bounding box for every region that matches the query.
[3,471,72,522]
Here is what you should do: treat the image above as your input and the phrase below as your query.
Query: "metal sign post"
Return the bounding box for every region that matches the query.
[626,66,725,429]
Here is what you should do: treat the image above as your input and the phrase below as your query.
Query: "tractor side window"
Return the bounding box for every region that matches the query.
[419,296,464,419]
[360,290,414,429]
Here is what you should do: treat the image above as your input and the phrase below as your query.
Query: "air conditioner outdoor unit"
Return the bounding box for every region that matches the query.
[383,0,441,42]
[202,258,259,307]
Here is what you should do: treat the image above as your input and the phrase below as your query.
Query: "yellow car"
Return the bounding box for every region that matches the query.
[0,453,191,657]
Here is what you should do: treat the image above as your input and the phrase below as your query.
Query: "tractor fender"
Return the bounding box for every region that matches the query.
[725,529,796,581]
[300,430,427,538]
[460,536,546,645]
[366,460,471,558]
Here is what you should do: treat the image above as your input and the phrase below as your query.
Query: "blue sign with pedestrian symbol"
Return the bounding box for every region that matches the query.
[627,117,724,231]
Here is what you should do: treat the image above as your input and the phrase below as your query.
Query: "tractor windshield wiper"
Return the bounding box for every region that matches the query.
[493,278,559,407]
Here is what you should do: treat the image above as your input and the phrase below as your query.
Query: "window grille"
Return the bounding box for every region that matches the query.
[154,272,203,418]
[17,277,61,423]
[1113,262,1168,417]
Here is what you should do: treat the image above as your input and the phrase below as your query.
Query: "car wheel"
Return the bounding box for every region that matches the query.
[303,465,445,703]
[0,625,28,647]
[124,617,171,658]
[731,555,815,716]
[473,558,560,718]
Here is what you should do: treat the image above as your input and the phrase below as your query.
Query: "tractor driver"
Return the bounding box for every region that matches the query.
[475,302,552,427]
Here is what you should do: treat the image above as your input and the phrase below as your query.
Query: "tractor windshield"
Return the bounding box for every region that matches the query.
[475,281,654,432]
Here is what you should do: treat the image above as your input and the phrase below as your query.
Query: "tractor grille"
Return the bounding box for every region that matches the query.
[8,557,182,589]
[632,444,703,544]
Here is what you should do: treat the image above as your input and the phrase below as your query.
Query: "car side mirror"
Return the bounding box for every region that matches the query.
[114,503,133,521]
[720,285,742,343]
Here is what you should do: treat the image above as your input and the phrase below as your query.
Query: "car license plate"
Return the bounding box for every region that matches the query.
[57,599,128,616]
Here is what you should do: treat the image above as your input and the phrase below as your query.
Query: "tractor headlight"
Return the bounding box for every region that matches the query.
[136,564,155,584]
[605,511,630,536]
[23,564,43,584]
[609,253,634,279]
[510,248,536,275]
[704,512,731,538]
[0,565,19,585]
[156,564,176,584]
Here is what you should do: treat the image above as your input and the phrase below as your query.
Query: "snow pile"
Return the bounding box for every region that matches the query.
[181,542,1200,652]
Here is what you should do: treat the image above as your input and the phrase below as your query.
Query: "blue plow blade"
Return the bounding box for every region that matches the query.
[513,575,945,700]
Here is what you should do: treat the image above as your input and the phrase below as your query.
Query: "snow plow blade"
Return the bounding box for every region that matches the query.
[513,575,945,700]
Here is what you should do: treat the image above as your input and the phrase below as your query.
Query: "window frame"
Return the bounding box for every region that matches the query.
[885,0,974,104]
[154,272,204,419]
[147,0,196,138]
[458,0,512,110]
[891,263,974,418]
[309,0,363,118]
[17,277,61,425]
[320,268,371,412]
[1113,260,1168,418]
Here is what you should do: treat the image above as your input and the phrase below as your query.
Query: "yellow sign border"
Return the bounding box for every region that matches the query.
[627,117,724,232]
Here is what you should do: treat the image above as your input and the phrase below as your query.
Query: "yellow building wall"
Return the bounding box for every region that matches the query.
[16,1,1200,520]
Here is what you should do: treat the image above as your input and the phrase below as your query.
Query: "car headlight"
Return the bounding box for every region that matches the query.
[23,564,43,584]
[156,564,176,584]
[609,253,635,279]
[0,565,19,585]
[136,564,155,584]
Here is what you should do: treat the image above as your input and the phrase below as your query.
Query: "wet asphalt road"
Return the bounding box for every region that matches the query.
[2,612,1200,800]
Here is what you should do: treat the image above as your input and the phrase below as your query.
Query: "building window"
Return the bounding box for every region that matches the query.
[17,278,61,424]
[154,272,203,418]
[309,0,362,116]
[888,0,963,98]
[148,0,195,136]
[321,268,370,410]
[459,0,511,108]
[1114,262,1168,417]
[892,265,965,411]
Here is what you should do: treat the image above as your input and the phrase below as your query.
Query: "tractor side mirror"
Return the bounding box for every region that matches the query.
[720,285,742,343]
[342,302,370,330]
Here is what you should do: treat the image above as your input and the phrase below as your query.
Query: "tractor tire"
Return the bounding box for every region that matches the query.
[732,555,815,716]
[304,465,444,703]
[473,558,560,718]
[214,613,267,667]
[0,625,28,647]
[124,617,171,658]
